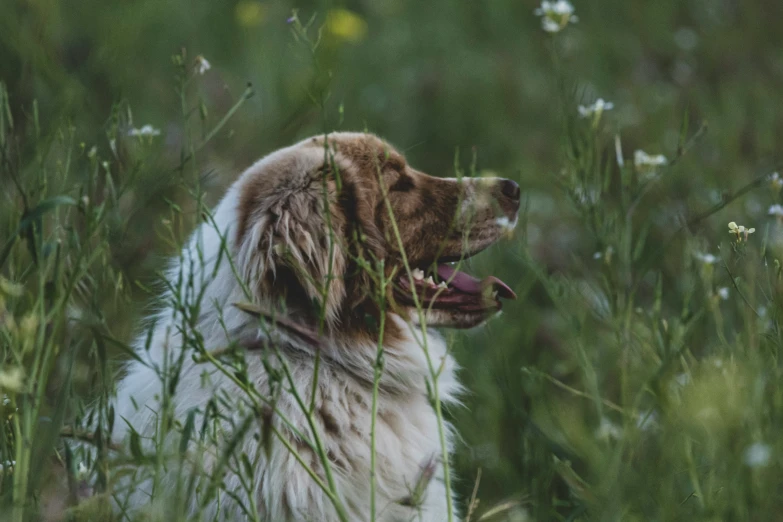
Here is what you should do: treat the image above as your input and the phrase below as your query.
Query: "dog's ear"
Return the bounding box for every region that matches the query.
[235,167,348,325]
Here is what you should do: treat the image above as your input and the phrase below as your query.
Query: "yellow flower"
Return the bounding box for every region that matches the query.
[20,313,39,340]
[326,9,367,43]
[0,367,24,393]
[235,1,267,28]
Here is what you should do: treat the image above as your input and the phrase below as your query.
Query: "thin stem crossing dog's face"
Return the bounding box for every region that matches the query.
[235,132,519,338]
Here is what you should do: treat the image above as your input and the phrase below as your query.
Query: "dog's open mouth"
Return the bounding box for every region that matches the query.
[394,261,516,315]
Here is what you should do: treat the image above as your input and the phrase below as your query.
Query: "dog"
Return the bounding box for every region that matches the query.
[109,132,520,521]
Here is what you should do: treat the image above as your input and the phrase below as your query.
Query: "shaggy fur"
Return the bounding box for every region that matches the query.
[110,133,520,521]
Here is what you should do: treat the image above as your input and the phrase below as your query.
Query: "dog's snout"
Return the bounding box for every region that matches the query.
[500,179,520,202]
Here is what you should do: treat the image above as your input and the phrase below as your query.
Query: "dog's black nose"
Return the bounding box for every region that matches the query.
[500,179,520,202]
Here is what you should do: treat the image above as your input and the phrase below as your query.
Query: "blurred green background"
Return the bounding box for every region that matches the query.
[3,0,783,519]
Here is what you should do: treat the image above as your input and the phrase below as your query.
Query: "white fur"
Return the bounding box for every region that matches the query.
[110,140,464,521]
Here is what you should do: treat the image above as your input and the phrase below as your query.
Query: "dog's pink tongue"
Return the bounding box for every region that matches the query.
[437,264,516,299]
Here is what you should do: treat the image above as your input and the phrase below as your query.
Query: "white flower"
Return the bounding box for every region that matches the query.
[540,0,576,16]
[127,124,161,137]
[578,98,614,118]
[717,287,730,300]
[76,461,89,480]
[694,252,718,265]
[195,55,211,75]
[769,204,783,217]
[534,0,578,33]
[770,172,783,191]
[592,246,614,263]
[743,442,772,468]
[728,221,755,241]
[595,416,622,440]
[634,150,668,169]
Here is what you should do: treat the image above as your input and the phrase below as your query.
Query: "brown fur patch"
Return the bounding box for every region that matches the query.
[233,132,519,343]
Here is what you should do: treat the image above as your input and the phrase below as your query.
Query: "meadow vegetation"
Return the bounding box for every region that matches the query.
[2,0,783,520]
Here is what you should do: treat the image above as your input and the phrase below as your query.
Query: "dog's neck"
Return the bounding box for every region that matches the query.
[229,306,459,401]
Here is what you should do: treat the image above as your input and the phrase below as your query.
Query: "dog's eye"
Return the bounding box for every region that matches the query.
[389,173,415,192]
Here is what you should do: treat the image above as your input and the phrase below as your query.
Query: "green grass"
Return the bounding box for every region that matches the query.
[2,0,783,520]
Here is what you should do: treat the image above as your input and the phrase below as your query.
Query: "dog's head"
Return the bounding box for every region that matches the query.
[234,132,519,339]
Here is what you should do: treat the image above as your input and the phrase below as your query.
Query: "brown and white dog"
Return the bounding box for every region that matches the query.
[111,132,519,521]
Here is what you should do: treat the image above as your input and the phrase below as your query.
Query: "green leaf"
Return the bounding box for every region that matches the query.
[179,407,197,456]
[129,428,144,461]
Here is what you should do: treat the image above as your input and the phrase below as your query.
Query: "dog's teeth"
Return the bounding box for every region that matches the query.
[412,268,425,281]
[425,276,435,286]
[437,281,448,289]
[492,290,498,299]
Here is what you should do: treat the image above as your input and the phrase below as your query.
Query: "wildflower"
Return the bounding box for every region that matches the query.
[770,172,783,192]
[728,221,755,241]
[325,9,367,43]
[0,366,24,393]
[769,204,783,218]
[595,416,622,440]
[634,150,667,170]
[128,125,161,138]
[579,98,614,128]
[194,55,211,75]
[694,252,718,265]
[743,442,772,468]
[534,0,578,33]
[578,98,614,118]
[717,287,730,300]
[76,461,89,480]
[19,313,38,339]
[235,2,267,27]
[593,246,614,263]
